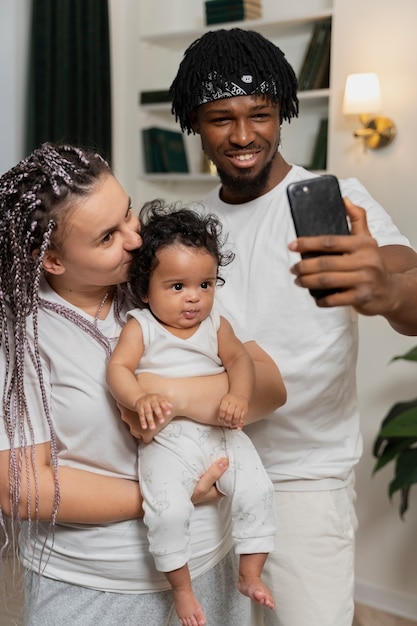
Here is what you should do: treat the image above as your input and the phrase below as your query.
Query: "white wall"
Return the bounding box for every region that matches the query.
[329,0,417,618]
[0,0,30,174]
[108,0,141,196]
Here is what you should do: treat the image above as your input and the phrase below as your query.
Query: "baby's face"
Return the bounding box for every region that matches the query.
[144,244,218,333]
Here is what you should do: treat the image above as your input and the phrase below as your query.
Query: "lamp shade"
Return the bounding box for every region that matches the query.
[342,73,382,115]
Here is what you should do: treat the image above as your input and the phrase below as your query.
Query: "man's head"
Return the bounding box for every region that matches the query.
[170,28,299,135]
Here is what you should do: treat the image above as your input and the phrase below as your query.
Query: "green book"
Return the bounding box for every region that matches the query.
[206,10,261,24]
[308,22,331,91]
[298,20,331,91]
[310,32,331,91]
[142,128,165,173]
[205,0,261,9]
[205,0,261,23]
[142,128,188,174]
[298,22,322,90]
[309,118,328,171]
[139,90,172,105]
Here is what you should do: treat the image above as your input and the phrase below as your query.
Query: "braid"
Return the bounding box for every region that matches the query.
[170,28,299,134]
[0,142,112,554]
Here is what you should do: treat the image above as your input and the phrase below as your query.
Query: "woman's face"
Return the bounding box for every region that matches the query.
[49,174,142,290]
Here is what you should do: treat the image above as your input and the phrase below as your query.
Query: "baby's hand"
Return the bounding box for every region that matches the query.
[218,393,248,429]
[135,394,172,431]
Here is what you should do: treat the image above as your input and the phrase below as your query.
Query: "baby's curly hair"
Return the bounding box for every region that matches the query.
[129,199,235,305]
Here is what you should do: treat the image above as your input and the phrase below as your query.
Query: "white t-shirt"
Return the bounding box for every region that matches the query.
[203,165,410,490]
[0,278,233,592]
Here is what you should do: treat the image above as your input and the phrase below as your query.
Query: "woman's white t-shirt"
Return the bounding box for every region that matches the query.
[0,278,232,592]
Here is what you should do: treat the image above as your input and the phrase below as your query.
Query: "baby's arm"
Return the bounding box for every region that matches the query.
[106,318,172,431]
[217,316,255,429]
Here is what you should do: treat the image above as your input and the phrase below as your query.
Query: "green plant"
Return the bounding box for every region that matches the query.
[373,346,417,518]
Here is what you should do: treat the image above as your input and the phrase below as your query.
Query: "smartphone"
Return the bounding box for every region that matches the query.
[287,174,350,299]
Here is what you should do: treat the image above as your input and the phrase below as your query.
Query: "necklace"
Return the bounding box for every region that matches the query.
[94,290,110,327]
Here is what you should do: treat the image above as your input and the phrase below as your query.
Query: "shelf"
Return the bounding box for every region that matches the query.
[140,10,333,48]
[138,4,333,189]
[298,88,330,100]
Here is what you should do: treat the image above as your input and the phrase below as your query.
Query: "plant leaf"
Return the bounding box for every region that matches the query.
[388,449,417,497]
[399,486,411,519]
[391,346,417,363]
[373,438,416,472]
[380,410,417,438]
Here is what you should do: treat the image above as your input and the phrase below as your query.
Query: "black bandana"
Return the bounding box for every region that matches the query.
[197,70,278,105]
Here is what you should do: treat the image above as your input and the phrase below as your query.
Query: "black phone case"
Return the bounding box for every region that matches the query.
[287,174,350,299]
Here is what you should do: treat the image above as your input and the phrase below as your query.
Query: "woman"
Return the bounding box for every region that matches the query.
[0,143,284,626]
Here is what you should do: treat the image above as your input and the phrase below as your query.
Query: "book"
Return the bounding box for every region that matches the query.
[139,89,172,105]
[310,34,330,91]
[142,127,188,174]
[205,0,261,9]
[298,20,331,91]
[142,128,165,173]
[205,0,261,24]
[298,22,322,90]
[309,118,328,171]
[206,9,262,25]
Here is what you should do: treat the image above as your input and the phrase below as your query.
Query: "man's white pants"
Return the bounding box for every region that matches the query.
[250,482,358,626]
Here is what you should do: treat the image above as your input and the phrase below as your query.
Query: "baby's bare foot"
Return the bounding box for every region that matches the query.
[238,575,275,609]
[174,588,206,626]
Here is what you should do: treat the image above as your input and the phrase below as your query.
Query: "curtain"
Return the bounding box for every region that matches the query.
[26,0,112,163]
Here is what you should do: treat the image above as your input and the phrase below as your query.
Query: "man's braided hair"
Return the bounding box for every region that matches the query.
[170,27,299,134]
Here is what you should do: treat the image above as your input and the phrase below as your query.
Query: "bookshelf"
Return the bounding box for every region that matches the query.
[137,2,334,197]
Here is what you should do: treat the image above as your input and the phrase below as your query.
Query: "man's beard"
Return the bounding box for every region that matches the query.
[215,156,274,198]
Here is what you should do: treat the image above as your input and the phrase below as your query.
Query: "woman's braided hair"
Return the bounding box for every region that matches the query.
[0,142,119,551]
[170,27,299,134]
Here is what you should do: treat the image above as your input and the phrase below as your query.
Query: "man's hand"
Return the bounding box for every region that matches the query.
[289,199,417,317]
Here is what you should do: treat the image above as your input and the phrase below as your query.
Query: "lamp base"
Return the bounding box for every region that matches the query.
[354,116,396,150]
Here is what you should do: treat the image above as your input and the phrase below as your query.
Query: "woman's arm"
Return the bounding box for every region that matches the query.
[246,340,287,419]
[165,339,285,423]
[0,442,143,523]
[121,341,286,439]
[0,443,228,523]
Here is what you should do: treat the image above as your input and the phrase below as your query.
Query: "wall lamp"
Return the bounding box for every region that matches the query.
[342,73,396,150]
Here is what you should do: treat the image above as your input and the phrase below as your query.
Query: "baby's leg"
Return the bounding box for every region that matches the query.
[165,564,206,626]
[238,553,275,610]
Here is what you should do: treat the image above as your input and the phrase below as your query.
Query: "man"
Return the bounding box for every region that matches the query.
[169,28,417,626]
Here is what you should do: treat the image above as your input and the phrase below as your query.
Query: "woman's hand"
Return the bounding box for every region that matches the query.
[191,457,229,504]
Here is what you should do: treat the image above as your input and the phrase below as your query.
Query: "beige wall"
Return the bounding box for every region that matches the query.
[328,0,417,617]
[2,0,417,619]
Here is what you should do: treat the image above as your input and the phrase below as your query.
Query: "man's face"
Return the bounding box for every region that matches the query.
[191,95,282,203]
